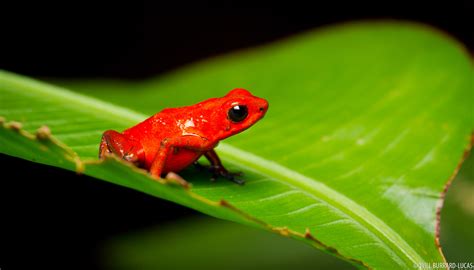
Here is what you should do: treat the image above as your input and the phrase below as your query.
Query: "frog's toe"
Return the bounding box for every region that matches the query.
[220,171,245,185]
[206,165,245,185]
[229,176,245,185]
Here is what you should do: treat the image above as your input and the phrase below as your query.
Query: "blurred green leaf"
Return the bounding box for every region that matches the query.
[1,21,473,269]
[101,216,353,270]
[441,153,474,263]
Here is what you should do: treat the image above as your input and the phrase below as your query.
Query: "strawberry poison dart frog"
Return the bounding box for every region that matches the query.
[99,89,268,185]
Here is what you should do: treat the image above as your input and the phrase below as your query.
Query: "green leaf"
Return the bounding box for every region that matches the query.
[98,154,474,270]
[1,21,472,269]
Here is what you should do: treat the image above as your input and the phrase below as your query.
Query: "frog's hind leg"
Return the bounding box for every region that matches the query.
[99,130,145,167]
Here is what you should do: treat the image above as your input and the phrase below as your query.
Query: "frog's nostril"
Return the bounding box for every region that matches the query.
[259,107,264,112]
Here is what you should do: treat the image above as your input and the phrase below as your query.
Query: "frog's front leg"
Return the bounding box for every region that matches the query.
[99,130,145,167]
[149,136,211,179]
[204,149,244,185]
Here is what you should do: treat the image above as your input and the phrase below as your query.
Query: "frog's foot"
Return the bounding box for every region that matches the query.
[164,172,191,189]
[194,162,244,185]
[209,165,244,185]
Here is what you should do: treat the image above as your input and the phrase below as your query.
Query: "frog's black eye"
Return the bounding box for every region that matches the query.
[228,105,248,122]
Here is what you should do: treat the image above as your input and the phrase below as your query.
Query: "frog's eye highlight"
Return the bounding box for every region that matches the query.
[228,105,248,122]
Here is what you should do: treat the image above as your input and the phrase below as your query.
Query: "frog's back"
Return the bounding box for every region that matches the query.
[123,109,203,171]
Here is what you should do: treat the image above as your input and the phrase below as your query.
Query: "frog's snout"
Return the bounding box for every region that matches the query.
[258,98,269,115]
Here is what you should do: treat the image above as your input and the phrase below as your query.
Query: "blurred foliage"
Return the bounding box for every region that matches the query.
[441,153,474,263]
[101,217,352,270]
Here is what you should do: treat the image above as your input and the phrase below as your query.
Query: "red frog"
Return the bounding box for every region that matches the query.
[99,88,268,185]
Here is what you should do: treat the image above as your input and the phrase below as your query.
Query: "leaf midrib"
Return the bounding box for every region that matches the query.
[1,70,425,267]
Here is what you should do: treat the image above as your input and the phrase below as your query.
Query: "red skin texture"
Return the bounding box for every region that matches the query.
[99,89,268,180]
